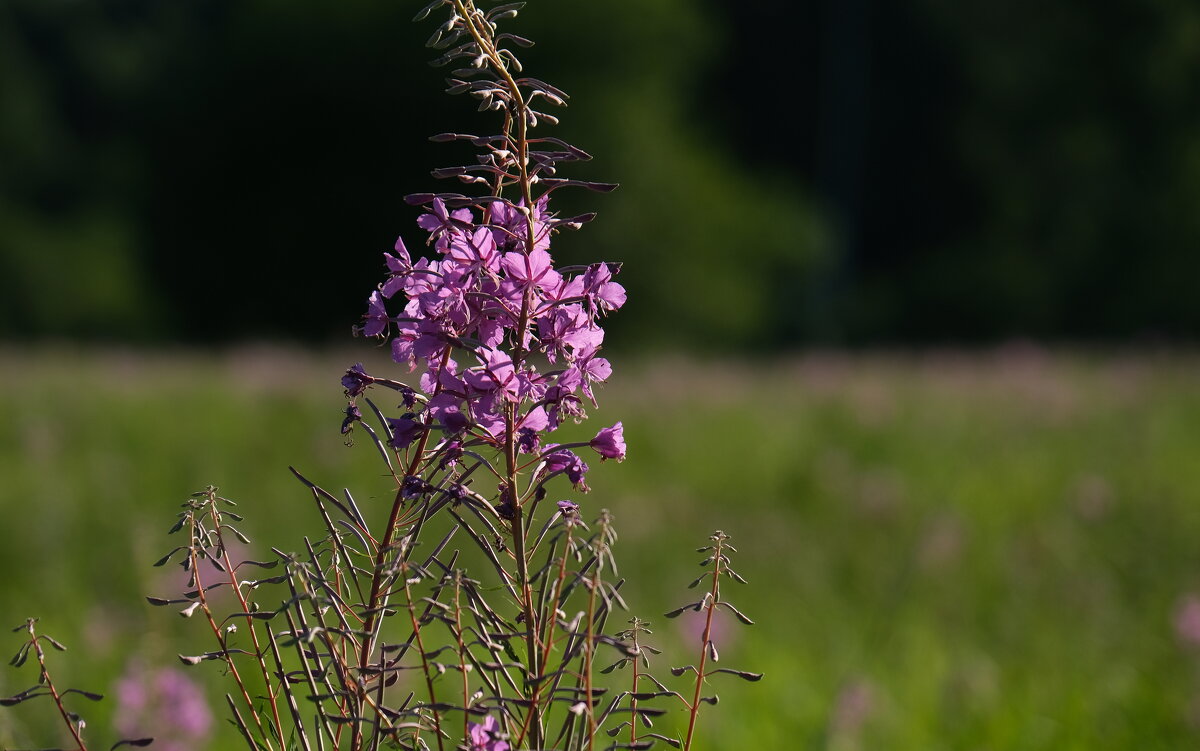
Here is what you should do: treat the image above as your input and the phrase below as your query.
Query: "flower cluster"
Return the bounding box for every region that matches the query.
[346,192,626,494]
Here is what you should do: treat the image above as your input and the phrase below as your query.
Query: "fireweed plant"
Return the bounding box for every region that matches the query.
[3,3,760,750]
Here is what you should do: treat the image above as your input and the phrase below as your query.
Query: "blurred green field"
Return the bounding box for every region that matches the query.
[4,346,1200,750]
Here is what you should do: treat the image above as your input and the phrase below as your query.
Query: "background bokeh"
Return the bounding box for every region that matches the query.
[5,0,1200,346]
[4,1,1200,749]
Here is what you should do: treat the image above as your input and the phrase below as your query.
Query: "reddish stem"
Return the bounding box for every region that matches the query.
[683,540,725,751]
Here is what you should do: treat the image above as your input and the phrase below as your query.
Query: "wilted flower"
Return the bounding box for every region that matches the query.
[387,415,422,449]
[341,403,362,435]
[544,448,590,491]
[341,363,373,396]
[517,427,540,454]
[438,439,464,468]
[401,474,429,500]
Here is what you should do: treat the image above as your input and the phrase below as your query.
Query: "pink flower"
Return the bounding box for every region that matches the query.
[468,715,509,751]
[590,422,626,461]
[114,662,212,751]
[1175,594,1200,647]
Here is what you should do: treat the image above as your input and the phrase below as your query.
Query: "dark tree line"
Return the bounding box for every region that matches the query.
[2,0,1198,347]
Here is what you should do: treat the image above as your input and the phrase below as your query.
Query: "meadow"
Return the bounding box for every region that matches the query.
[3,345,1200,750]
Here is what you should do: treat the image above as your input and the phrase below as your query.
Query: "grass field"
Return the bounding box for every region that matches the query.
[3,345,1200,750]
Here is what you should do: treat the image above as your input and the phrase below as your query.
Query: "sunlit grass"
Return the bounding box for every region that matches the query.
[3,346,1200,749]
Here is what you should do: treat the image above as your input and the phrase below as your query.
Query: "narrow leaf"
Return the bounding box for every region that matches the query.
[643,733,683,748]
[153,547,185,567]
[708,668,764,682]
[145,597,186,607]
[663,604,696,619]
[9,643,31,667]
[63,689,104,701]
[413,0,443,22]
[717,601,756,625]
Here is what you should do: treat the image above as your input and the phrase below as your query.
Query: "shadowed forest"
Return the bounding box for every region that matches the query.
[4,0,1200,346]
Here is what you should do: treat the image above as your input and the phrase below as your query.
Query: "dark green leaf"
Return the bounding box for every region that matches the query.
[63,689,103,701]
[708,668,764,682]
[153,548,185,567]
[9,643,31,667]
[717,602,755,625]
[663,604,696,619]
[145,597,186,607]
[644,732,683,747]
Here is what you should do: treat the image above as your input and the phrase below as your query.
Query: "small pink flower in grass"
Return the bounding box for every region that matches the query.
[831,679,875,737]
[675,608,734,652]
[468,715,510,751]
[590,422,626,461]
[1176,594,1200,647]
[115,662,212,751]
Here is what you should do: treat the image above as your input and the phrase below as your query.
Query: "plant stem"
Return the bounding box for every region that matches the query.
[629,631,641,748]
[187,531,271,749]
[452,6,547,744]
[206,493,285,742]
[358,345,452,678]
[584,564,601,751]
[683,540,725,751]
[25,626,87,751]
[453,572,472,742]
[403,565,446,751]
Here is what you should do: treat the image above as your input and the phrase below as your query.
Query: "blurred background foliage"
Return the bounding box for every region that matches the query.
[4,0,1199,347]
[7,349,1200,749]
